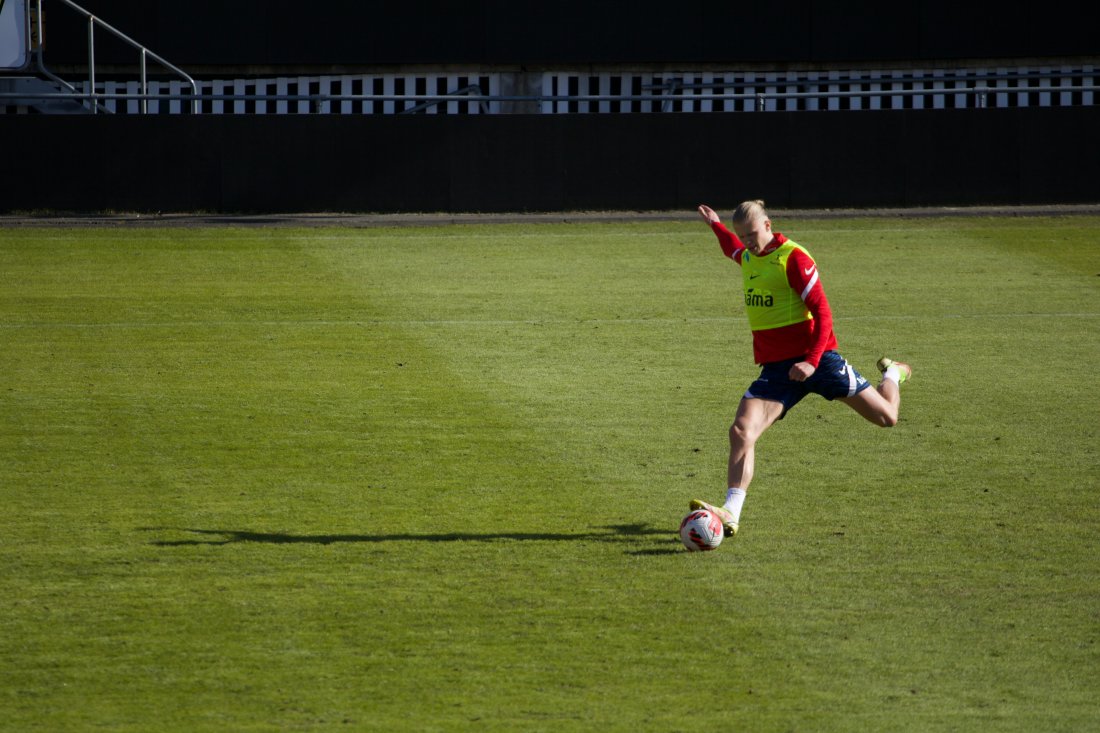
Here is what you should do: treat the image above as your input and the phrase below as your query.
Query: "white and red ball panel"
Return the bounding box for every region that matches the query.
[679,509,723,551]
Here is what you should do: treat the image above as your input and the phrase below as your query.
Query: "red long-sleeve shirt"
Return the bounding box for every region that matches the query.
[710,221,838,367]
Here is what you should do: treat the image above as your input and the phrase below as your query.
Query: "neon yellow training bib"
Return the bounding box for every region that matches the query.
[741,241,814,331]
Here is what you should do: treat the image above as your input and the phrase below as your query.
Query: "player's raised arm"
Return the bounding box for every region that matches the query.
[697,204,743,261]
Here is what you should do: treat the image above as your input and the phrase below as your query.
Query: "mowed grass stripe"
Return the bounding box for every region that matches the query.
[1,226,738,731]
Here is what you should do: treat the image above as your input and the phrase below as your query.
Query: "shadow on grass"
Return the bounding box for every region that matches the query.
[141,523,683,556]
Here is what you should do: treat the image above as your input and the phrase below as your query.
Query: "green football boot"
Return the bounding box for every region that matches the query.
[689,499,738,537]
[876,357,913,384]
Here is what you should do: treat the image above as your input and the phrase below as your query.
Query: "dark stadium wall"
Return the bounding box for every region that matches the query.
[41,0,1094,68]
[3,107,1098,213]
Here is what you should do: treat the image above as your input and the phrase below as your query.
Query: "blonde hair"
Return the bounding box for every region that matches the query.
[731,199,769,224]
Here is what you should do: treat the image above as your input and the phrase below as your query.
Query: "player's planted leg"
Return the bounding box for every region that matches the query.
[691,398,784,537]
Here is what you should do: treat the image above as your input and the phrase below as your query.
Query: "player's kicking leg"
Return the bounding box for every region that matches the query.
[841,356,912,427]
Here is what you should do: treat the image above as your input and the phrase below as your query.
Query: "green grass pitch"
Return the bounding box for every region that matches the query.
[1,216,1098,731]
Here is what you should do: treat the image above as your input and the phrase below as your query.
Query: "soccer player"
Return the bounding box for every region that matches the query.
[690,200,912,538]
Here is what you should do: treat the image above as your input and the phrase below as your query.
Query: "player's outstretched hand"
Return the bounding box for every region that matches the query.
[698,204,720,224]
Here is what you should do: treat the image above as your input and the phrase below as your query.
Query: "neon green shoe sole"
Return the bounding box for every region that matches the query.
[876,357,913,385]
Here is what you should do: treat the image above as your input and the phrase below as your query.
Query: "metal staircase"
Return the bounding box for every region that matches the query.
[0,0,196,114]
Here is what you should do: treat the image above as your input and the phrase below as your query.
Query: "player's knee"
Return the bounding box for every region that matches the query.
[729,420,754,447]
[879,410,899,428]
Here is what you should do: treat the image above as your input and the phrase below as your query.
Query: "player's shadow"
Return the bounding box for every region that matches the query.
[140,523,681,555]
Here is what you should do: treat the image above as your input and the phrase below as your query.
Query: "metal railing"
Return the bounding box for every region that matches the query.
[3,85,1097,114]
[643,70,1100,112]
[400,85,488,114]
[33,0,198,113]
[3,60,1095,114]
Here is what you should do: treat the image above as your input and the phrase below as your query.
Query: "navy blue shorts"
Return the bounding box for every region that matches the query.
[743,351,871,418]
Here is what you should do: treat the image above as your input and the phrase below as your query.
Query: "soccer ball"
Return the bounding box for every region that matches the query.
[679,509,724,552]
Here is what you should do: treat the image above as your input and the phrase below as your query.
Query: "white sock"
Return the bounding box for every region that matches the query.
[882,365,901,384]
[723,487,747,524]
